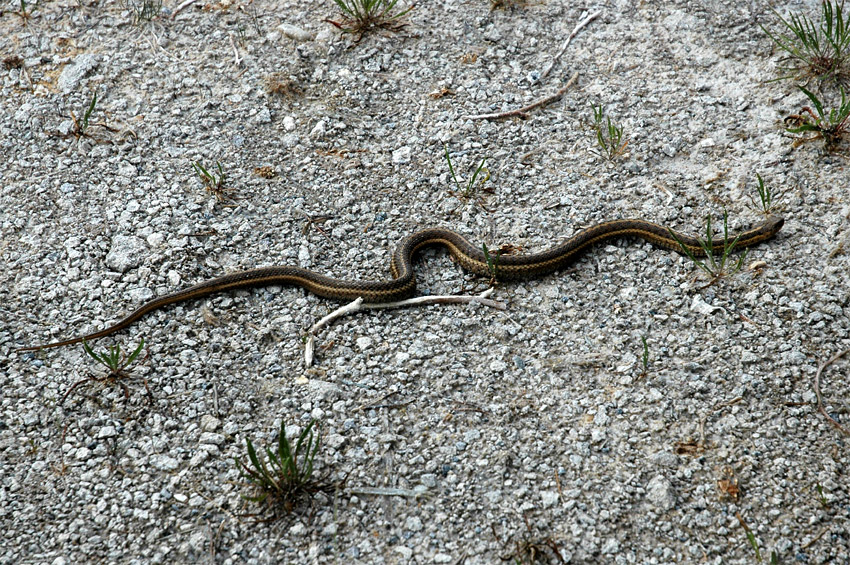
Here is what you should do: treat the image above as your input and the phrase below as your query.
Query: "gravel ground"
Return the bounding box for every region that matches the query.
[2,0,849,563]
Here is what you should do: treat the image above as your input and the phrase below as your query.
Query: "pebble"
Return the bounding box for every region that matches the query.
[105,235,147,273]
[278,23,314,41]
[646,475,676,511]
[58,53,99,93]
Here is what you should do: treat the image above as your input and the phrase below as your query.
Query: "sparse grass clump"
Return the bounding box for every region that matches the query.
[61,339,150,404]
[481,242,500,284]
[639,336,649,378]
[762,0,850,85]
[326,0,413,39]
[14,0,39,22]
[193,161,233,201]
[784,85,850,148]
[749,173,784,215]
[670,212,748,285]
[236,419,333,517]
[444,144,490,199]
[121,0,162,24]
[589,104,628,160]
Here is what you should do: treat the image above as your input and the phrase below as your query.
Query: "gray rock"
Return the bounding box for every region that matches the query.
[105,235,147,273]
[646,475,676,511]
[58,54,100,93]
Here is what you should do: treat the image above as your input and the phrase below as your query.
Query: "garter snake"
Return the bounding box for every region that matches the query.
[17,216,784,351]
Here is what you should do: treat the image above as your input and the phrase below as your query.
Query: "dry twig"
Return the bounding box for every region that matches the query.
[541,10,602,79]
[814,348,850,436]
[464,71,579,121]
[171,0,197,18]
[229,34,242,66]
[304,289,504,366]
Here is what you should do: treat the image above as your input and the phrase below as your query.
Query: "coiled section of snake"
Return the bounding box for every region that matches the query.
[17,216,784,351]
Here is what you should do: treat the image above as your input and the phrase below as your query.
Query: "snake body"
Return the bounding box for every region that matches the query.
[18,216,784,351]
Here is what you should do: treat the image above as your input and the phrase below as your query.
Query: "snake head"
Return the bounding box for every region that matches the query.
[762,215,785,237]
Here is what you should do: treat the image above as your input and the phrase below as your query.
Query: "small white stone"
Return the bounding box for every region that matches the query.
[283,116,296,131]
[200,414,221,432]
[392,146,411,164]
[646,475,676,511]
[147,232,164,247]
[105,235,147,273]
[278,23,314,41]
[310,120,326,138]
[690,294,723,315]
[540,491,559,508]
[356,336,372,351]
[199,432,224,445]
[405,516,423,532]
[298,243,311,268]
[150,455,179,472]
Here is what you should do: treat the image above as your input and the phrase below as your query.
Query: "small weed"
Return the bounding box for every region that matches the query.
[814,482,830,508]
[235,419,333,517]
[326,0,413,40]
[589,104,628,160]
[481,242,501,284]
[784,85,850,148]
[264,73,304,98]
[669,212,748,285]
[61,339,150,405]
[493,516,565,564]
[59,93,118,143]
[736,512,778,564]
[444,144,490,199]
[77,92,98,136]
[639,336,649,377]
[761,0,850,85]
[122,0,163,24]
[193,161,232,201]
[749,173,783,215]
[14,0,39,21]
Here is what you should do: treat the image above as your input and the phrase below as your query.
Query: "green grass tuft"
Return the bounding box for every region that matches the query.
[589,104,628,160]
[669,213,748,285]
[236,419,333,516]
[785,85,850,148]
[326,0,413,39]
[762,0,850,85]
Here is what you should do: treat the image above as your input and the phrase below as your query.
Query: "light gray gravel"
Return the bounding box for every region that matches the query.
[2,0,849,563]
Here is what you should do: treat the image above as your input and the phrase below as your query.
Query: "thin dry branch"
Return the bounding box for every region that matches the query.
[464,71,579,121]
[303,290,504,366]
[814,348,850,436]
[541,10,602,79]
[171,0,197,18]
[229,34,242,66]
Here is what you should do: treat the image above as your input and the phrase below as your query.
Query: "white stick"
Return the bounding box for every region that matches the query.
[171,0,197,18]
[541,10,602,79]
[303,290,504,367]
[229,34,242,66]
